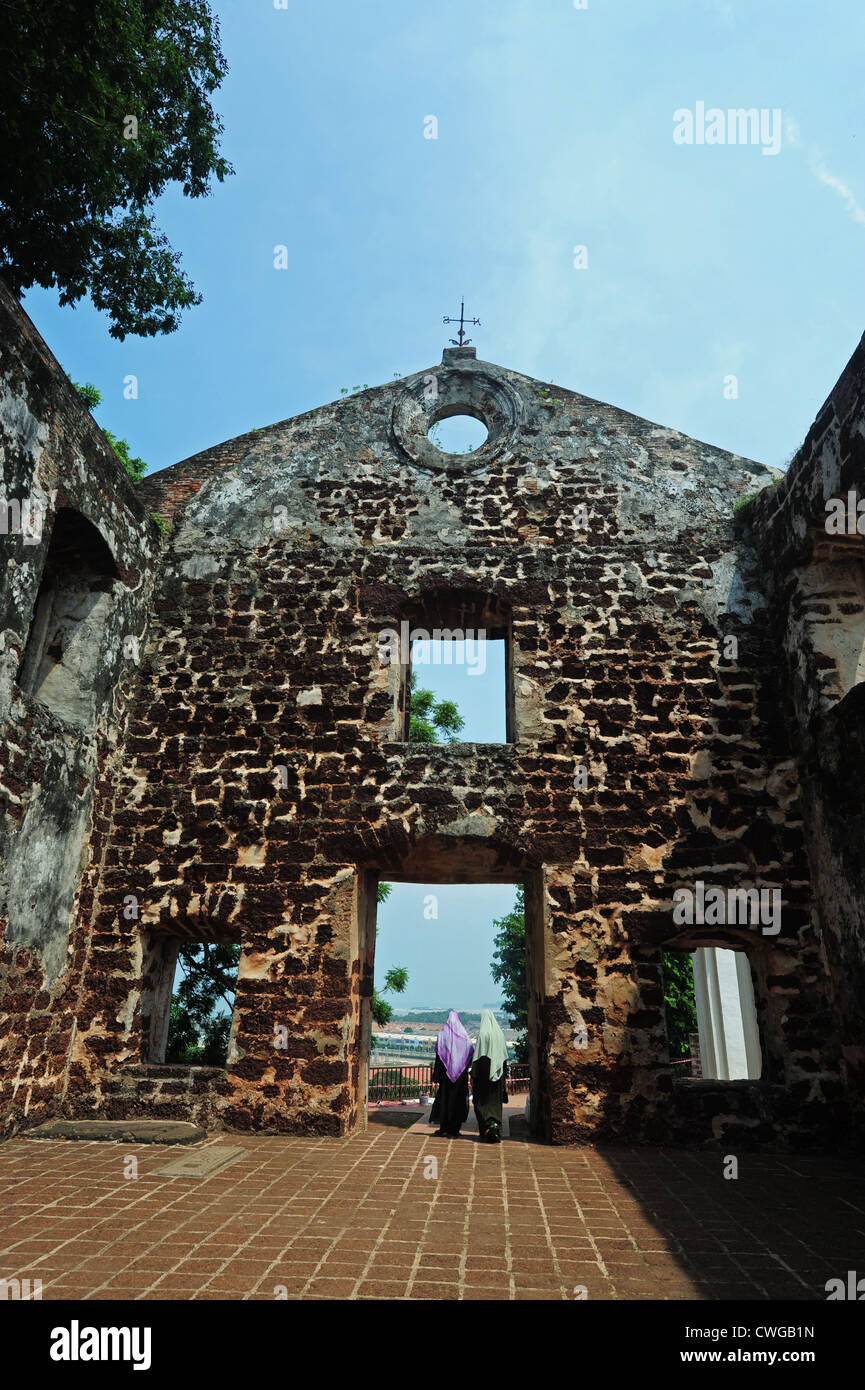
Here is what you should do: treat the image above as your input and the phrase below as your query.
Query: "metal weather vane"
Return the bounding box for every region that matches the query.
[443,298,480,347]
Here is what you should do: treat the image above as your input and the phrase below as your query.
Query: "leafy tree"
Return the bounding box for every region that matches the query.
[69,380,147,481]
[408,670,465,744]
[372,882,403,1021]
[165,942,239,1065]
[372,966,408,1027]
[661,949,698,1060]
[490,886,528,1063]
[372,886,409,1024]
[0,0,232,339]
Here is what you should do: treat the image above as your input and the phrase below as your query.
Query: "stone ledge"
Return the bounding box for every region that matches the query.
[22,1120,207,1144]
[124,1064,227,1080]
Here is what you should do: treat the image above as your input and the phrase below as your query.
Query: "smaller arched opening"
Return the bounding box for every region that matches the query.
[661,936,763,1081]
[18,508,121,727]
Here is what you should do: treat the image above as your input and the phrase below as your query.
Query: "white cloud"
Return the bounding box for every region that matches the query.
[787,113,865,229]
[812,164,865,227]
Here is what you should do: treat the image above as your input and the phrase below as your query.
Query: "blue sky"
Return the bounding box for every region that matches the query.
[24,0,865,475]
[21,0,865,1006]
[375,884,519,1012]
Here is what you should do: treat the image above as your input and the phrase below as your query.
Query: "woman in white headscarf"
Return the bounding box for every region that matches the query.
[471,1009,509,1143]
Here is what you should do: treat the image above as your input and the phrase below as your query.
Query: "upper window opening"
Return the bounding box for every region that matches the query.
[397,589,513,744]
[18,508,120,727]
[409,638,507,743]
[428,415,489,455]
[797,531,865,711]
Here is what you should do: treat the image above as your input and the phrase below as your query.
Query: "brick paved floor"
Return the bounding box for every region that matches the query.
[1,1120,862,1301]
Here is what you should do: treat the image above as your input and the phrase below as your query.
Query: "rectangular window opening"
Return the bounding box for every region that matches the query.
[662,946,762,1081]
[143,935,240,1067]
[403,632,511,744]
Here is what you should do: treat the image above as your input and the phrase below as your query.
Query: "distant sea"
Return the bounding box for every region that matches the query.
[391,1003,504,1013]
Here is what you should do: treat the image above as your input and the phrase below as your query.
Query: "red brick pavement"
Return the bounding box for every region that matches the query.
[1,1120,862,1301]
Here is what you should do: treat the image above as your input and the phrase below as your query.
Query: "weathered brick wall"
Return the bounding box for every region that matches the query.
[749,331,865,1142]
[4,308,860,1151]
[57,347,845,1147]
[0,281,160,1137]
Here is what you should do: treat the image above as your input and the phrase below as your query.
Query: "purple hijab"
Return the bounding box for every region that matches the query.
[436,1011,474,1083]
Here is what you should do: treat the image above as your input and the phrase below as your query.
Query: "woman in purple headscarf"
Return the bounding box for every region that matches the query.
[429,1011,474,1137]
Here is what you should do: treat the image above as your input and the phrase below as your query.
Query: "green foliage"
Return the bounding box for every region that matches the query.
[150,512,170,534]
[74,381,102,409]
[165,942,240,1066]
[69,377,148,481]
[0,0,232,338]
[490,886,528,1061]
[372,887,408,1025]
[373,965,408,1027]
[661,949,698,1060]
[372,995,393,1027]
[369,1065,416,1100]
[733,477,783,524]
[408,670,465,744]
[103,430,147,482]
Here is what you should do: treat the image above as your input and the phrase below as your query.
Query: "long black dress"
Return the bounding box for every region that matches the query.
[429,1051,470,1136]
[471,1056,509,1141]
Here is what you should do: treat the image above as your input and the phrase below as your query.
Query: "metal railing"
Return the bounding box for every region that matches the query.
[369,1063,530,1103]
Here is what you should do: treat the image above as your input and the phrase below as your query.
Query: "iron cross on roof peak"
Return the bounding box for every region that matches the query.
[443,298,480,348]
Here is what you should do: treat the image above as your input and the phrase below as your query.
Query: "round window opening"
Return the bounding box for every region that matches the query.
[427,414,489,455]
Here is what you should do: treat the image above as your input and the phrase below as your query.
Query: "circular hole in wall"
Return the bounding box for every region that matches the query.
[427,414,489,455]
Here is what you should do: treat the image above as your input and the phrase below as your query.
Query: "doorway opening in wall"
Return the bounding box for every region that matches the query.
[398,590,513,744]
[18,507,120,727]
[363,874,542,1142]
[142,934,240,1067]
[662,946,762,1081]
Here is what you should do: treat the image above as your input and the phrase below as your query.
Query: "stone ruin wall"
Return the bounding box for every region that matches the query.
[0,282,161,1136]
[750,331,865,1130]
[1,285,863,1151]
[54,350,841,1147]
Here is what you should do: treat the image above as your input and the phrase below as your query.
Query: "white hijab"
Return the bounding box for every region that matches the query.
[473,1009,509,1083]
